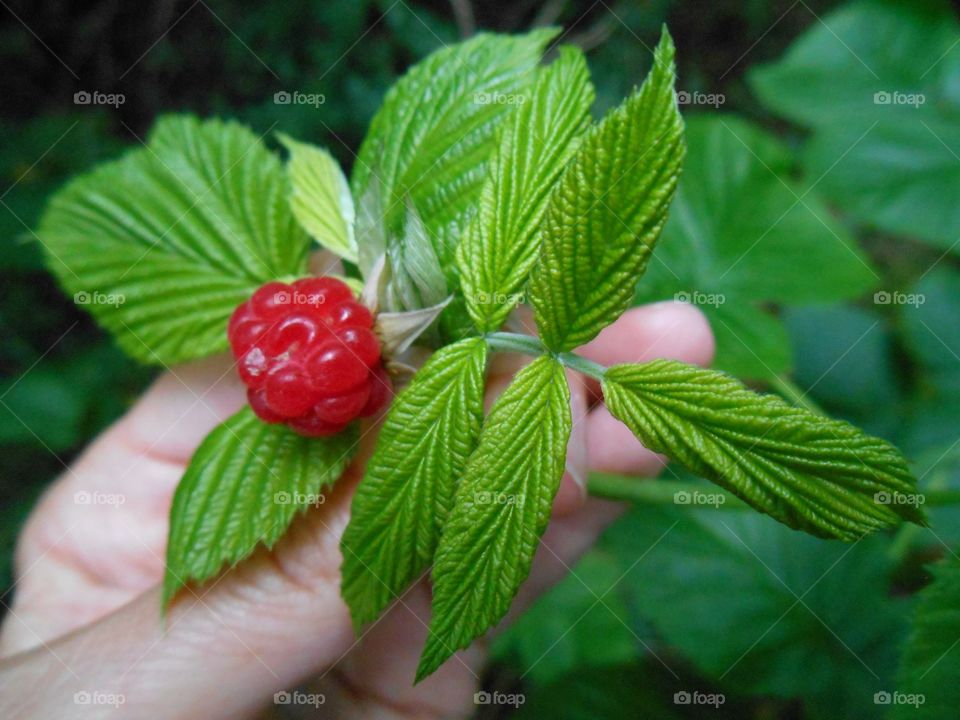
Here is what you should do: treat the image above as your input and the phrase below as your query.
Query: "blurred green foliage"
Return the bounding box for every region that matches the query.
[2,0,960,717]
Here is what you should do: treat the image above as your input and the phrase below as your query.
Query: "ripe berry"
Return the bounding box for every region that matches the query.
[307,342,369,395]
[227,277,389,436]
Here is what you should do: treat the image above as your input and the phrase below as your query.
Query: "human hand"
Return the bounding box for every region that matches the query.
[0,301,712,719]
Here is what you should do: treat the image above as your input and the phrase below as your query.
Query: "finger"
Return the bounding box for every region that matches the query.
[578,300,715,399]
[3,354,247,651]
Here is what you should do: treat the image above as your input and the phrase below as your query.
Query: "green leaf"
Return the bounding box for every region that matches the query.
[901,267,960,453]
[605,505,906,719]
[528,28,684,351]
[384,202,449,313]
[456,46,594,332]
[492,549,643,684]
[601,360,925,540]
[785,305,901,436]
[708,299,792,380]
[417,355,571,680]
[352,29,557,274]
[279,133,356,263]
[38,115,311,365]
[163,407,355,607]
[633,115,877,379]
[895,558,960,719]
[749,0,960,248]
[340,337,488,627]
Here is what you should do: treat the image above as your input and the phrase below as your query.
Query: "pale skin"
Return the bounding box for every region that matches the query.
[0,301,714,719]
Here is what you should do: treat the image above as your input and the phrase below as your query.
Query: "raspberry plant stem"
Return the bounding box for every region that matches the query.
[484,331,607,381]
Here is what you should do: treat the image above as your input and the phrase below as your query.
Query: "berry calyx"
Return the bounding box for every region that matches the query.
[228,277,390,436]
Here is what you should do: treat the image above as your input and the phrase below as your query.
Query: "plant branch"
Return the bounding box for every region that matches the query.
[485,331,607,380]
[587,472,746,507]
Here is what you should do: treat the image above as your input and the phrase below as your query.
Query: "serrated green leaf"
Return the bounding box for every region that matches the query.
[163,407,355,607]
[456,46,594,332]
[340,337,488,627]
[352,29,557,275]
[602,360,925,540]
[528,28,684,351]
[279,133,357,263]
[894,558,960,719]
[417,355,571,681]
[384,202,448,313]
[38,115,311,365]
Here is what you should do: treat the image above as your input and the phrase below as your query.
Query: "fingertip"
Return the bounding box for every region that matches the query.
[587,404,666,477]
[580,300,716,369]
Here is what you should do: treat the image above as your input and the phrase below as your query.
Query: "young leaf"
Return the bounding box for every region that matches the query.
[38,115,311,365]
[340,337,488,627]
[456,46,594,332]
[163,407,355,607]
[528,28,684,351]
[279,133,357,263]
[384,202,449,313]
[894,558,960,719]
[417,356,571,681]
[601,360,925,540]
[352,29,557,272]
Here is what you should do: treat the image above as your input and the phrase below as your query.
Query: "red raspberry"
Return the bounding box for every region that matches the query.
[227,277,389,436]
[360,364,392,418]
[307,342,369,395]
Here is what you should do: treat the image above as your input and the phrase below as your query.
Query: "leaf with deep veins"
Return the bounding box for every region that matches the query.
[341,337,489,627]
[38,116,311,365]
[164,407,356,607]
[602,360,925,540]
[352,29,557,275]
[528,28,685,351]
[457,46,594,332]
[417,356,571,681]
[280,133,357,263]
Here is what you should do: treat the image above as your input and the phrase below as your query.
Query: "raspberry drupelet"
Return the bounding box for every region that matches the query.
[227,277,390,436]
